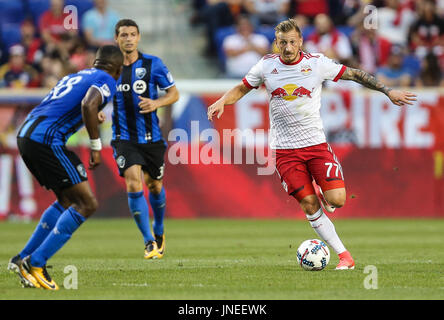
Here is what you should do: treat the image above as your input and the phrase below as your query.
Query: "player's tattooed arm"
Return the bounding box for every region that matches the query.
[341,67,417,106]
[341,67,392,95]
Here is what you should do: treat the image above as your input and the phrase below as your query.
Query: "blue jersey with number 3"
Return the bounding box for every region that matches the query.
[17,68,116,146]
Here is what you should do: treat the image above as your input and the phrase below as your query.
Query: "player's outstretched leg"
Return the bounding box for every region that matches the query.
[300,194,355,270]
[25,182,97,290]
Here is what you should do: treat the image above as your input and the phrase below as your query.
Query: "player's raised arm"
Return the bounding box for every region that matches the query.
[207,82,252,121]
[81,87,104,169]
[340,67,417,106]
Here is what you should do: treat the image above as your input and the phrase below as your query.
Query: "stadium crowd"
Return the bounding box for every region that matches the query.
[191,0,444,86]
[1,0,444,87]
[0,0,119,89]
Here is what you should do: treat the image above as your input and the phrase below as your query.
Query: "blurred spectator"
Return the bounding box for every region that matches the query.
[82,0,120,49]
[292,14,309,32]
[376,0,416,46]
[416,52,444,87]
[0,36,5,66]
[244,0,290,27]
[409,0,444,60]
[0,45,39,88]
[350,23,392,73]
[191,0,246,56]
[70,38,96,71]
[40,52,66,88]
[223,15,269,77]
[437,0,444,17]
[331,0,361,25]
[376,45,412,87]
[304,13,353,63]
[39,0,78,50]
[289,0,328,21]
[20,19,44,69]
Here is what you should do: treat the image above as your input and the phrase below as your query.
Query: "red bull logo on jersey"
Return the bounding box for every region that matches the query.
[270,84,312,101]
[301,65,312,75]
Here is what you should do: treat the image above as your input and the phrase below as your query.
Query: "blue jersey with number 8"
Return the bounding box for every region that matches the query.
[18,68,116,146]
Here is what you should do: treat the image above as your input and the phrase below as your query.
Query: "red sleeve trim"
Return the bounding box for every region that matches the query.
[242,77,257,89]
[333,65,346,82]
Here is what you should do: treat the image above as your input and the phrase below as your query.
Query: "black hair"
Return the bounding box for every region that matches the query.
[115,19,139,36]
[94,45,123,70]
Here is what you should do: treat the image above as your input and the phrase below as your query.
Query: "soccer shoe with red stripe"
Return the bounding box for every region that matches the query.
[155,234,165,258]
[23,256,59,290]
[8,254,41,288]
[144,240,161,260]
[312,181,336,213]
[335,251,355,270]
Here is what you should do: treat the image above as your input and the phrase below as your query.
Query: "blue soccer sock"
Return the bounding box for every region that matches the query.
[128,191,154,243]
[19,201,65,259]
[30,207,86,267]
[149,187,166,236]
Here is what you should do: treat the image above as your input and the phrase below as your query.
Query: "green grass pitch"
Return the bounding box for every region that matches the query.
[0,218,443,300]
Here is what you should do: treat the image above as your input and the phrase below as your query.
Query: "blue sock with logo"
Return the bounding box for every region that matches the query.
[128,191,154,243]
[30,207,86,267]
[19,201,65,259]
[149,187,166,236]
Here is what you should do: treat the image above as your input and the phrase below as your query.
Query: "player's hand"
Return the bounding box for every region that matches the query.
[387,90,417,106]
[207,101,224,121]
[89,150,101,170]
[98,111,106,124]
[138,96,160,113]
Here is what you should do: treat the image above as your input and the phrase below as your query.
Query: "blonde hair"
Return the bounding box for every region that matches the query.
[275,19,302,37]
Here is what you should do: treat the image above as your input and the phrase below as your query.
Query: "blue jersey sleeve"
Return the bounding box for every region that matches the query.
[91,71,117,104]
[153,58,175,90]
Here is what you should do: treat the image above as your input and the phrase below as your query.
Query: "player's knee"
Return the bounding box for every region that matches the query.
[71,194,97,218]
[300,195,321,215]
[126,177,143,193]
[83,196,98,217]
[325,192,346,208]
[147,180,162,195]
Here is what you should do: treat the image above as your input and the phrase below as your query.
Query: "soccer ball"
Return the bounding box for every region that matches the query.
[296,239,330,271]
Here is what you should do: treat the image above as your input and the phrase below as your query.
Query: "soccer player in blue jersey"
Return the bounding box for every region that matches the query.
[112,19,179,259]
[7,45,123,290]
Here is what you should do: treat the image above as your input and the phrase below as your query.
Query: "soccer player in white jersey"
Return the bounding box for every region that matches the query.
[207,19,417,270]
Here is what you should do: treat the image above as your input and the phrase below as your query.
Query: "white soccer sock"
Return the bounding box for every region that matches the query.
[306,208,346,254]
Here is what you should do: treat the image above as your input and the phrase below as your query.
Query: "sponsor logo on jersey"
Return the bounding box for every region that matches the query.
[300,65,312,75]
[117,83,131,92]
[270,84,312,101]
[133,80,147,94]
